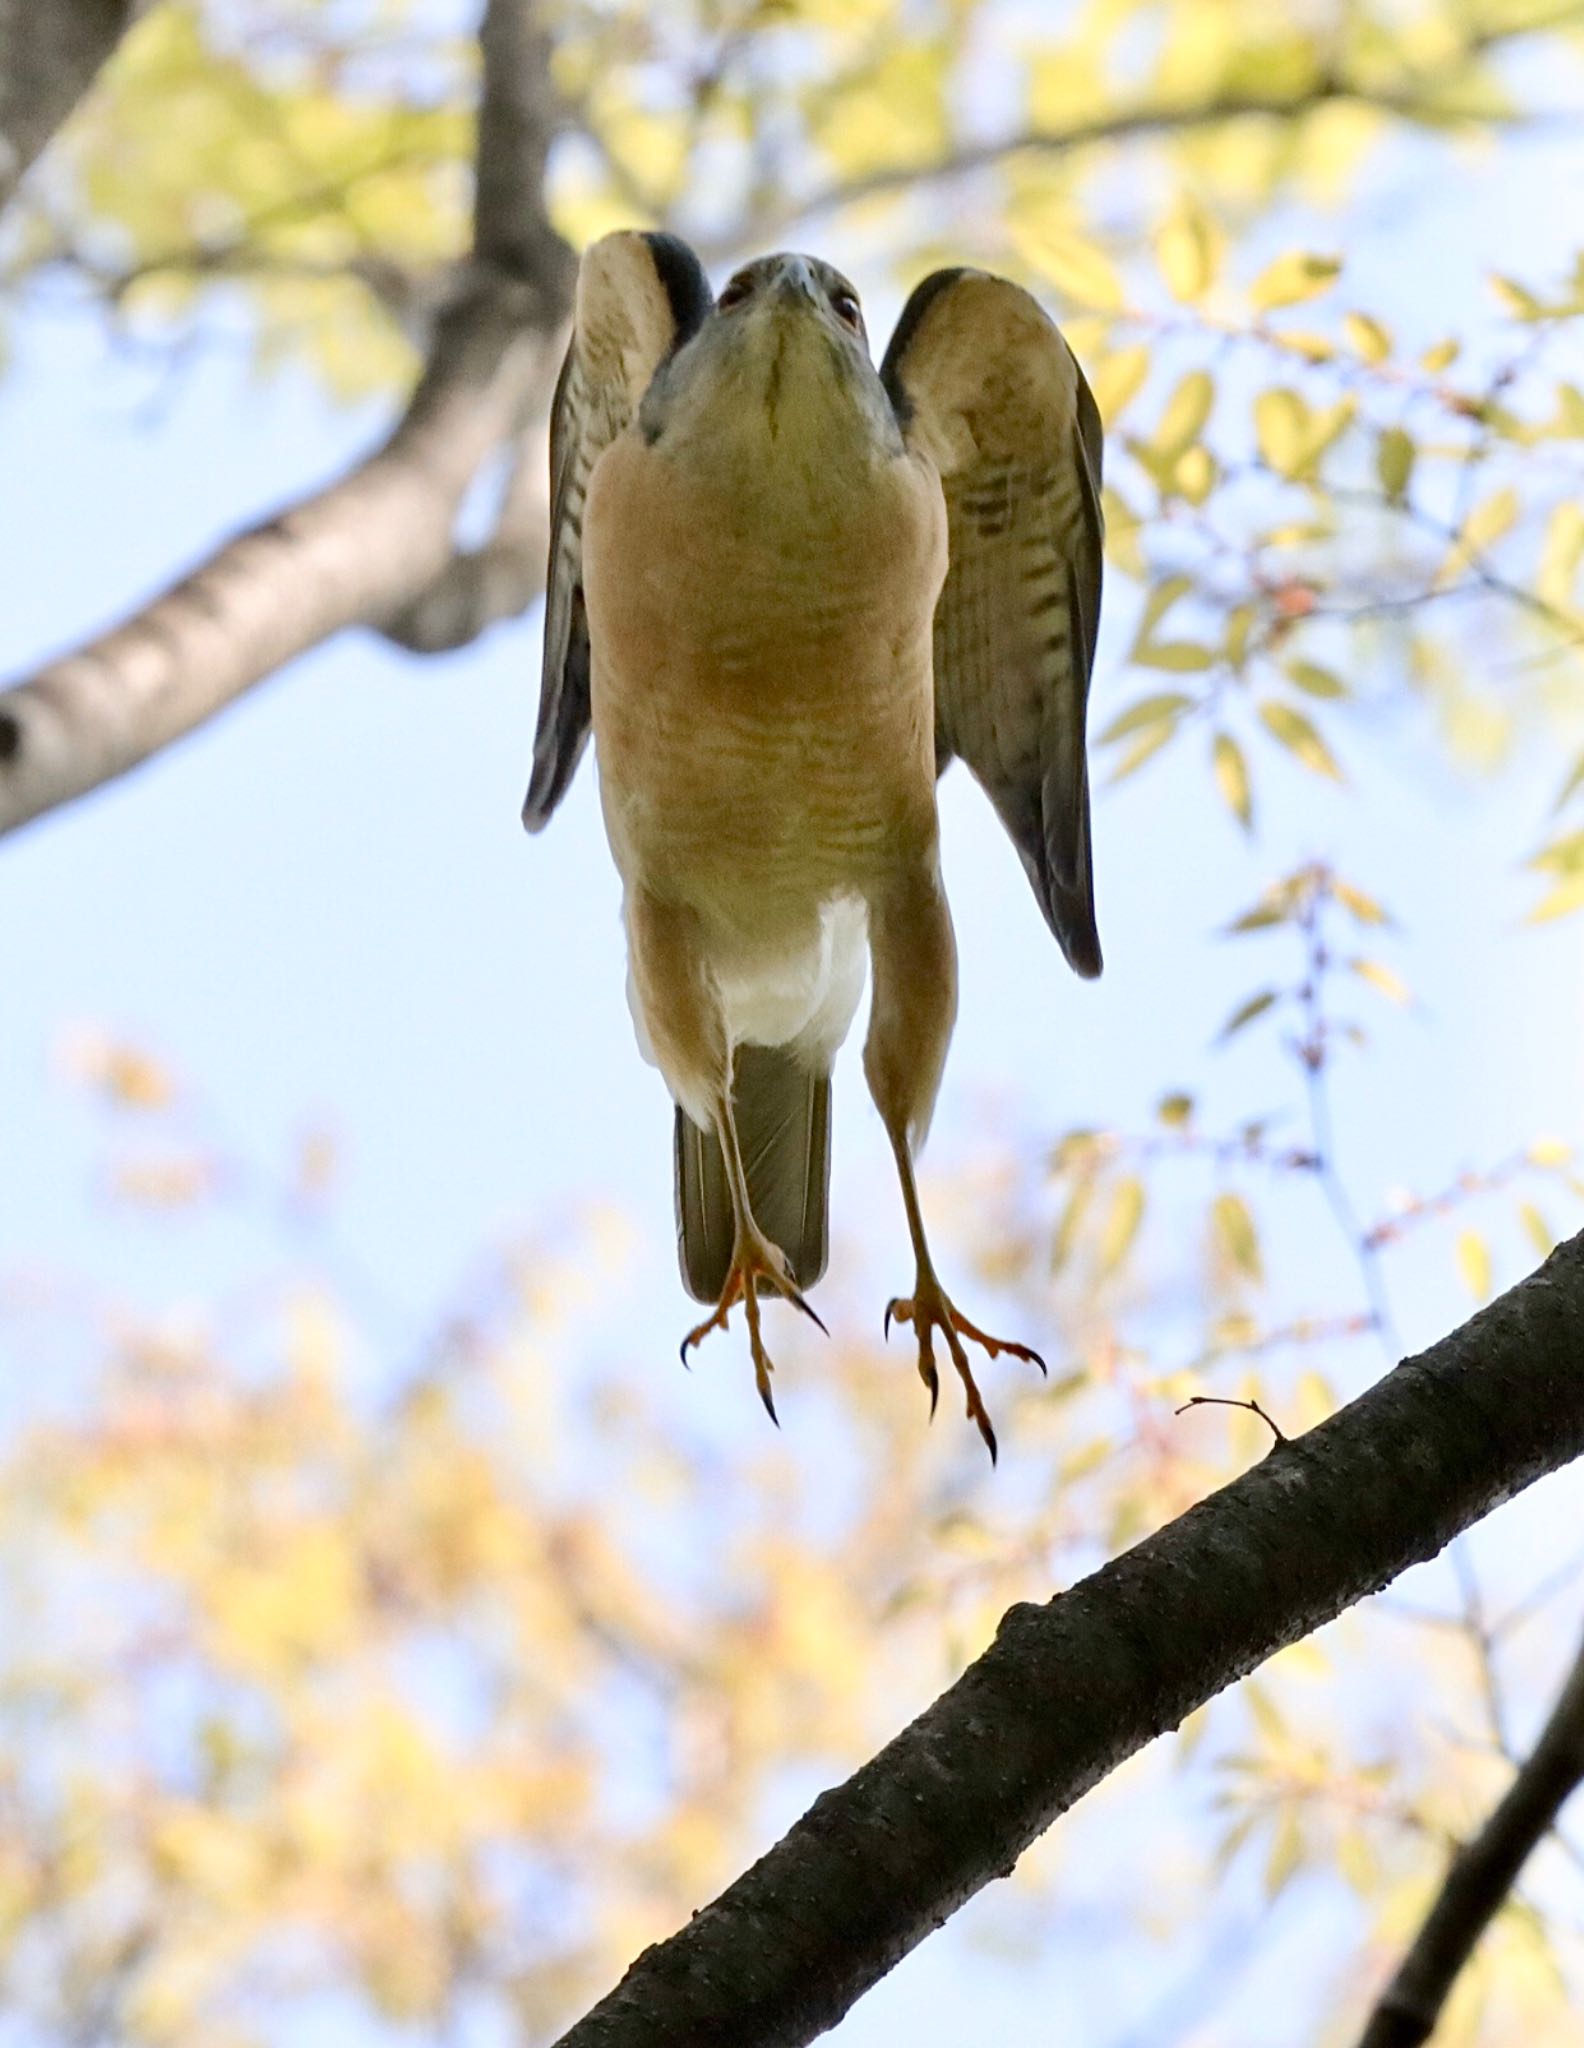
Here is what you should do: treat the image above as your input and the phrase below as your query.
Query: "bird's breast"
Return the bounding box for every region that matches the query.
[583,423,947,920]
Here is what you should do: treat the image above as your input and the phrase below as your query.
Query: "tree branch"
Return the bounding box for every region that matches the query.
[1358,1624,1584,2048]
[0,0,143,214]
[551,1234,1584,2048]
[0,0,574,839]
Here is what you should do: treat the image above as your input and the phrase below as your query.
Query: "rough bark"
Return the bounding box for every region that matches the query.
[0,0,574,839]
[551,1233,1584,2048]
[1359,1627,1584,2048]
[0,0,142,213]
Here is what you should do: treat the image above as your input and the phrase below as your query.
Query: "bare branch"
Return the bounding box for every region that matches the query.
[380,405,555,653]
[1359,1625,1584,2048]
[0,278,560,835]
[551,1234,1584,2048]
[0,0,143,214]
[474,0,570,283]
[0,0,576,838]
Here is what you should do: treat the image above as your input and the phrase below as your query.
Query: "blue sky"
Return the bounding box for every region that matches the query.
[3,32,1584,2045]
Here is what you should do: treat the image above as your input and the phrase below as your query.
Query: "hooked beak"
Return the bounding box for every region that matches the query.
[767,255,821,306]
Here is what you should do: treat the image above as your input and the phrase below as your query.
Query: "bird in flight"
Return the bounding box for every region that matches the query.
[525,232,1103,1459]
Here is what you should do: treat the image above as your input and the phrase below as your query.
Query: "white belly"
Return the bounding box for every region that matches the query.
[627,893,868,1078]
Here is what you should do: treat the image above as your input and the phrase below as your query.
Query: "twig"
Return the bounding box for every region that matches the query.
[1173,1394,1289,1446]
[551,1233,1584,2048]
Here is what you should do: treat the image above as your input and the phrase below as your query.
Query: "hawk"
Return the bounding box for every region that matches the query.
[525,231,1103,1459]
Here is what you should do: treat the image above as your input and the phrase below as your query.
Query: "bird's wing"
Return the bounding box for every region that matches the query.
[522,230,714,829]
[880,269,1105,977]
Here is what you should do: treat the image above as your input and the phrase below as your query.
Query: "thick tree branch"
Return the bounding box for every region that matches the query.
[0,0,143,214]
[552,1234,1584,2048]
[0,0,574,838]
[1359,1625,1584,2048]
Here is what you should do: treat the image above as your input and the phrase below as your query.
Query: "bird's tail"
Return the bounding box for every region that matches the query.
[674,1045,831,1303]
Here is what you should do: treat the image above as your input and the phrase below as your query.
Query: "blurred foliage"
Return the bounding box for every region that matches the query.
[2,1019,1580,2044]
[6,0,1584,2041]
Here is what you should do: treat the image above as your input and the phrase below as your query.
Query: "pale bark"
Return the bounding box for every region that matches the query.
[0,0,573,839]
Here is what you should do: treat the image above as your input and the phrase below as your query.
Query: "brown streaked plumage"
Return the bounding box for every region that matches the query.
[525,232,1104,1458]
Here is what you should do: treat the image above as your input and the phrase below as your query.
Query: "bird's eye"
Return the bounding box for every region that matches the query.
[830,289,863,331]
[717,274,755,311]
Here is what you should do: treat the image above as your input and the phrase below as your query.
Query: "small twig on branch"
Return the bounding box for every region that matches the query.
[1358,1622,1584,2048]
[1173,1394,1289,1446]
[551,1234,1584,2048]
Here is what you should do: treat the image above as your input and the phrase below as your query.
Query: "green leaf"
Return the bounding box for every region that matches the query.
[1212,732,1253,829]
[1249,250,1341,312]
[1218,990,1279,1041]
[1257,700,1343,779]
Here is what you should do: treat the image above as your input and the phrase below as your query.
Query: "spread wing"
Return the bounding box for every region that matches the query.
[880,269,1105,977]
[522,230,713,829]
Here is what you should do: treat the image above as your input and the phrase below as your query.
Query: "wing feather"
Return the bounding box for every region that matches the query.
[522,231,713,830]
[880,270,1105,976]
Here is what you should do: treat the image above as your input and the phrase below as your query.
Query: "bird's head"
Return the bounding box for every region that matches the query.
[639,252,901,456]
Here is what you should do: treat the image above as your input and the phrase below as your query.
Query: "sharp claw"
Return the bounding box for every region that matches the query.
[758,1376,780,1426]
[679,1338,692,1369]
[883,1299,897,1341]
[791,1292,829,1338]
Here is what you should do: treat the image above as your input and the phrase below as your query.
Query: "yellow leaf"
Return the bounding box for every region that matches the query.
[1212,1191,1263,1283]
[1097,1176,1145,1276]
[1349,957,1411,1006]
[1342,310,1392,363]
[1156,200,1223,303]
[1518,1202,1555,1258]
[1249,250,1341,312]
[1457,1229,1492,1301]
[1088,343,1151,424]
[1137,640,1215,672]
[1155,369,1215,457]
[1285,659,1348,699]
[1213,732,1253,829]
[1098,693,1194,743]
[1257,700,1343,779]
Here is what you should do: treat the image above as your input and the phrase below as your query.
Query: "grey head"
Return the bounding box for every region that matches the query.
[638,251,904,454]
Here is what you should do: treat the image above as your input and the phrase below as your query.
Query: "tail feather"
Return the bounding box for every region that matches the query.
[674,1045,831,1303]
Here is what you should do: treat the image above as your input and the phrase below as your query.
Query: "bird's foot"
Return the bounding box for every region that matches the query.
[680,1226,826,1424]
[884,1277,1045,1463]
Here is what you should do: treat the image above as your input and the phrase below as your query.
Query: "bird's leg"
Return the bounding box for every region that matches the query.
[864,859,1042,1461]
[679,1085,825,1422]
[879,1124,1044,1463]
